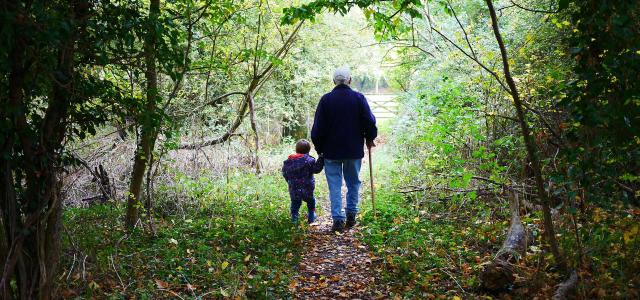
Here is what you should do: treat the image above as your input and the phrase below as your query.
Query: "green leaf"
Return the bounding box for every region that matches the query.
[558,0,570,10]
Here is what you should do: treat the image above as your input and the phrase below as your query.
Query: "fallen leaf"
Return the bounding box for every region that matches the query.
[155,279,169,289]
[221,288,229,297]
[88,281,100,290]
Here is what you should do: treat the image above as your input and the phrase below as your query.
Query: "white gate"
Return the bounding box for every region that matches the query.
[364,94,399,121]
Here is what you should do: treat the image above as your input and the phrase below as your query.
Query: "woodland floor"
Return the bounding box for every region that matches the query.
[289,198,385,299]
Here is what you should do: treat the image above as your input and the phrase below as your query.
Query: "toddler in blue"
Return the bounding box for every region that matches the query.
[281,139,324,223]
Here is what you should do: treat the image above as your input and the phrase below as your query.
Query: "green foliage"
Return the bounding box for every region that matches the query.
[282,0,423,40]
[391,78,508,195]
[557,205,640,297]
[562,0,640,204]
[358,185,509,297]
[61,171,305,298]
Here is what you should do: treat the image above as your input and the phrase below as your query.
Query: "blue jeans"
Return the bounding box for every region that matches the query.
[324,159,362,221]
[291,196,316,223]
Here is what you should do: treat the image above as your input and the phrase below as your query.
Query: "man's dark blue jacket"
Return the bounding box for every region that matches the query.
[311,84,377,159]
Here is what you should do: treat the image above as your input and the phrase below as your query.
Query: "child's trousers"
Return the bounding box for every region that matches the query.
[291,196,316,223]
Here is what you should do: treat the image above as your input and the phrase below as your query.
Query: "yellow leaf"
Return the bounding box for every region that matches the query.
[89,281,100,290]
[453,296,462,300]
[413,217,420,223]
[289,280,298,290]
[624,225,639,244]
[244,255,251,262]
[221,261,229,270]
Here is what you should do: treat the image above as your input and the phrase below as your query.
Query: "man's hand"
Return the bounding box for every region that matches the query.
[366,139,376,149]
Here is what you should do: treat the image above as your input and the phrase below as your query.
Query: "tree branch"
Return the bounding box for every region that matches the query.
[430,26,510,93]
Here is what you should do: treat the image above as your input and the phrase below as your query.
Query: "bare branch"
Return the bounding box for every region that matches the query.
[430,26,510,93]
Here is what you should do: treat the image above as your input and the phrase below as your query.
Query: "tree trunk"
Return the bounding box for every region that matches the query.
[0,29,25,299]
[0,2,86,298]
[125,0,161,229]
[484,0,566,271]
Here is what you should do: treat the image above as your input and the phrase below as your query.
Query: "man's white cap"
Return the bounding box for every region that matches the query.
[333,67,351,84]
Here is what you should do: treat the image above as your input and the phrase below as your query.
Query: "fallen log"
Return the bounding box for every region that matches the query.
[80,195,107,204]
[480,191,529,291]
[552,270,578,300]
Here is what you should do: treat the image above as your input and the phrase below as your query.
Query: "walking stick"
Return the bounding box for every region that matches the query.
[367,145,376,218]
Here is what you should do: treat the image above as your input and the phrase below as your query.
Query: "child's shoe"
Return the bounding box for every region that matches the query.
[307,211,317,224]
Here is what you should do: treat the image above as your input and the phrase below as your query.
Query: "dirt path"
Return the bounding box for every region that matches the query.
[289,191,385,299]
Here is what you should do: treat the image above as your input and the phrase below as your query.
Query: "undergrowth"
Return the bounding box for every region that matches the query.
[357,161,640,299]
[358,186,509,298]
[59,171,306,299]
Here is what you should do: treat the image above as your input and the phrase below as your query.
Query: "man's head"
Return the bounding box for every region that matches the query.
[295,139,311,154]
[333,67,351,85]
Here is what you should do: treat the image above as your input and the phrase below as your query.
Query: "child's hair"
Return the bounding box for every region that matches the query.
[295,139,311,154]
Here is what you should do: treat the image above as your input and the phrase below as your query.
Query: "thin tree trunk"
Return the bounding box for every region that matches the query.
[125,0,161,229]
[484,0,566,270]
[248,93,261,174]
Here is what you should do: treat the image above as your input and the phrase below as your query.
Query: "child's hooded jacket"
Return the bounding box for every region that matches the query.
[281,154,324,202]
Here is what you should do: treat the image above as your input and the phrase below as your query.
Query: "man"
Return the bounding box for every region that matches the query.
[311,67,377,232]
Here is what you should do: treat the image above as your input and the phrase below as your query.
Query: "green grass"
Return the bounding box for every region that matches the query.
[357,186,506,298]
[59,171,306,299]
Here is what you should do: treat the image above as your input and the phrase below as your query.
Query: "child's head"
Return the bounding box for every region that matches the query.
[295,139,311,154]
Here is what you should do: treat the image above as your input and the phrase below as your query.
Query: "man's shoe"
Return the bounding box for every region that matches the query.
[331,220,345,233]
[346,213,357,228]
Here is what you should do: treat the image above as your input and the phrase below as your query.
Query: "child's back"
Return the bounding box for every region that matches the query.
[282,153,323,191]
[282,140,324,223]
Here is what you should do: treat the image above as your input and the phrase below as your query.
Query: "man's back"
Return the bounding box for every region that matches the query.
[311,84,377,159]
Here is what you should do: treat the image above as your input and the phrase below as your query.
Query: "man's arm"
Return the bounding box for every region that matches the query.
[359,94,378,146]
[310,97,325,154]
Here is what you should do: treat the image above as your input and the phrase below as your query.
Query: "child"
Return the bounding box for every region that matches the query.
[282,139,324,224]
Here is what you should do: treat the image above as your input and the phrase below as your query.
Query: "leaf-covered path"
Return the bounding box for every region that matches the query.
[289,204,384,299]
